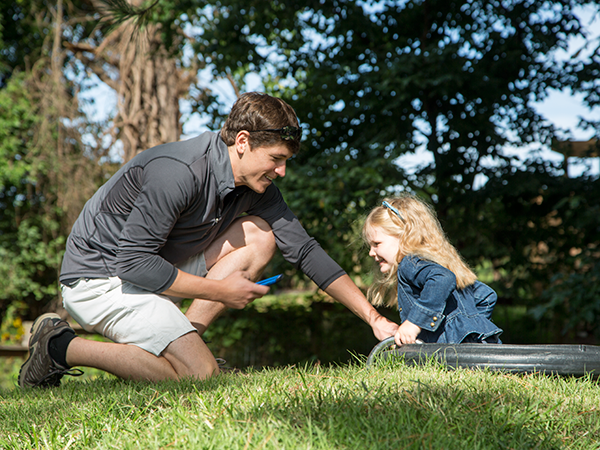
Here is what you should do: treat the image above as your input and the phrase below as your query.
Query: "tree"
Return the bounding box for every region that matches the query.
[185,0,595,267]
[0,69,109,321]
[0,0,113,324]
[65,0,199,162]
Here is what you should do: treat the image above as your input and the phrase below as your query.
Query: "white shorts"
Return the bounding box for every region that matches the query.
[61,253,208,356]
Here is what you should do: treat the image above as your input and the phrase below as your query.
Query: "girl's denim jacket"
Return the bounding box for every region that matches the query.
[397,255,503,343]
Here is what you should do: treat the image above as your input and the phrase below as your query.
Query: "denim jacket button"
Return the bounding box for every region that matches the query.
[430,322,435,327]
[433,316,438,321]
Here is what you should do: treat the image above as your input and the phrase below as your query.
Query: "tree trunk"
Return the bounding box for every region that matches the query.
[66,12,194,162]
[115,25,184,162]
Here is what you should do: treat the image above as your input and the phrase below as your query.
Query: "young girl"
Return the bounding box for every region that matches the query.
[363,195,502,345]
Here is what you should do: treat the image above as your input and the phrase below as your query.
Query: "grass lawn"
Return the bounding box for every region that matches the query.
[1,356,599,449]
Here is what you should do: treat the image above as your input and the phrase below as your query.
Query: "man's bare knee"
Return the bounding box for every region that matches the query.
[242,216,276,254]
[204,216,276,273]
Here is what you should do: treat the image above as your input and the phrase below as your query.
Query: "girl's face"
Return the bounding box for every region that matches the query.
[366,225,401,273]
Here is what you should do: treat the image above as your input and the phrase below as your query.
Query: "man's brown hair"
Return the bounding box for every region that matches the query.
[221,92,301,154]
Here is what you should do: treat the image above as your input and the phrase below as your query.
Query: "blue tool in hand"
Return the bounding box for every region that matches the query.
[256,274,283,286]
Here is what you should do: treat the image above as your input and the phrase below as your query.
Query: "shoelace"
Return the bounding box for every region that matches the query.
[34,367,84,387]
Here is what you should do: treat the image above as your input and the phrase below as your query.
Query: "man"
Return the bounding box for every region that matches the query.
[19,92,399,388]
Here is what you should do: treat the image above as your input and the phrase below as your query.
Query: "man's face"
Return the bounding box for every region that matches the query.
[235,143,294,193]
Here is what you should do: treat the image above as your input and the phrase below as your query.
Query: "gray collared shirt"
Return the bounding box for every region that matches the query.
[60,131,345,292]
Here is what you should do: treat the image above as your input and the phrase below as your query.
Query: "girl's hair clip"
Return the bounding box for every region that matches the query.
[382,201,406,223]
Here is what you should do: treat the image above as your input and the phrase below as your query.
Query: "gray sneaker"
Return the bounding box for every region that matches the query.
[18,313,82,388]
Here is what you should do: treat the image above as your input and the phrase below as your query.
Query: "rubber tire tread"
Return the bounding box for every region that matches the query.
[366,337,600,378]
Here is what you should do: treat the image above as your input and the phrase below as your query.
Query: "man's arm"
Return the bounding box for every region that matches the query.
[246,186,399,339]
[324,274,399,340]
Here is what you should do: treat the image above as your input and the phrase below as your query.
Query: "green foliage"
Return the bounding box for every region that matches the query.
[531,255,600,339]
[0,1,47,86]
[0,0,97,87]
[202,293,387,367]
[448,158,600,337]
[181,0,598,281]
[0,301,25,345]
[0,73,66,319]
[0,0,116,321]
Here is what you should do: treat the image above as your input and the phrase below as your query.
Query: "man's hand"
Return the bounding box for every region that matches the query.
[216,271,270,309]
[394,320,421,345]
[370,314,400,341]
[323,274,400,341]
[163,269,269,309]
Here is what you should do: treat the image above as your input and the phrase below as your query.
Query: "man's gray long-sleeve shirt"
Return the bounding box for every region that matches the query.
[60,131,345,292]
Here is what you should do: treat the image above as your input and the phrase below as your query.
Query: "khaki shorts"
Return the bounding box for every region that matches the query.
[61,253,208,356]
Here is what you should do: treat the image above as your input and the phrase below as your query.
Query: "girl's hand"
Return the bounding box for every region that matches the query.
[395,320,421,345]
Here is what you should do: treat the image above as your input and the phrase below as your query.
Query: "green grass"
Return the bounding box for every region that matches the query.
[1,357,600,449]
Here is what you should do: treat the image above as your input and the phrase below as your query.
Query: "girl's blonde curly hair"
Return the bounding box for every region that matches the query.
[362,194,477,308]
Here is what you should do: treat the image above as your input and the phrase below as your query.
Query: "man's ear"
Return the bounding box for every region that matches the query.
[235,131,251,156]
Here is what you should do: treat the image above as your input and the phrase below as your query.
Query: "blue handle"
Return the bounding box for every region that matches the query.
[256,274,283,286]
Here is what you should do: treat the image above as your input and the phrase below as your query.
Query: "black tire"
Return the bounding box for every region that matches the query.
[366,337,600,378]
